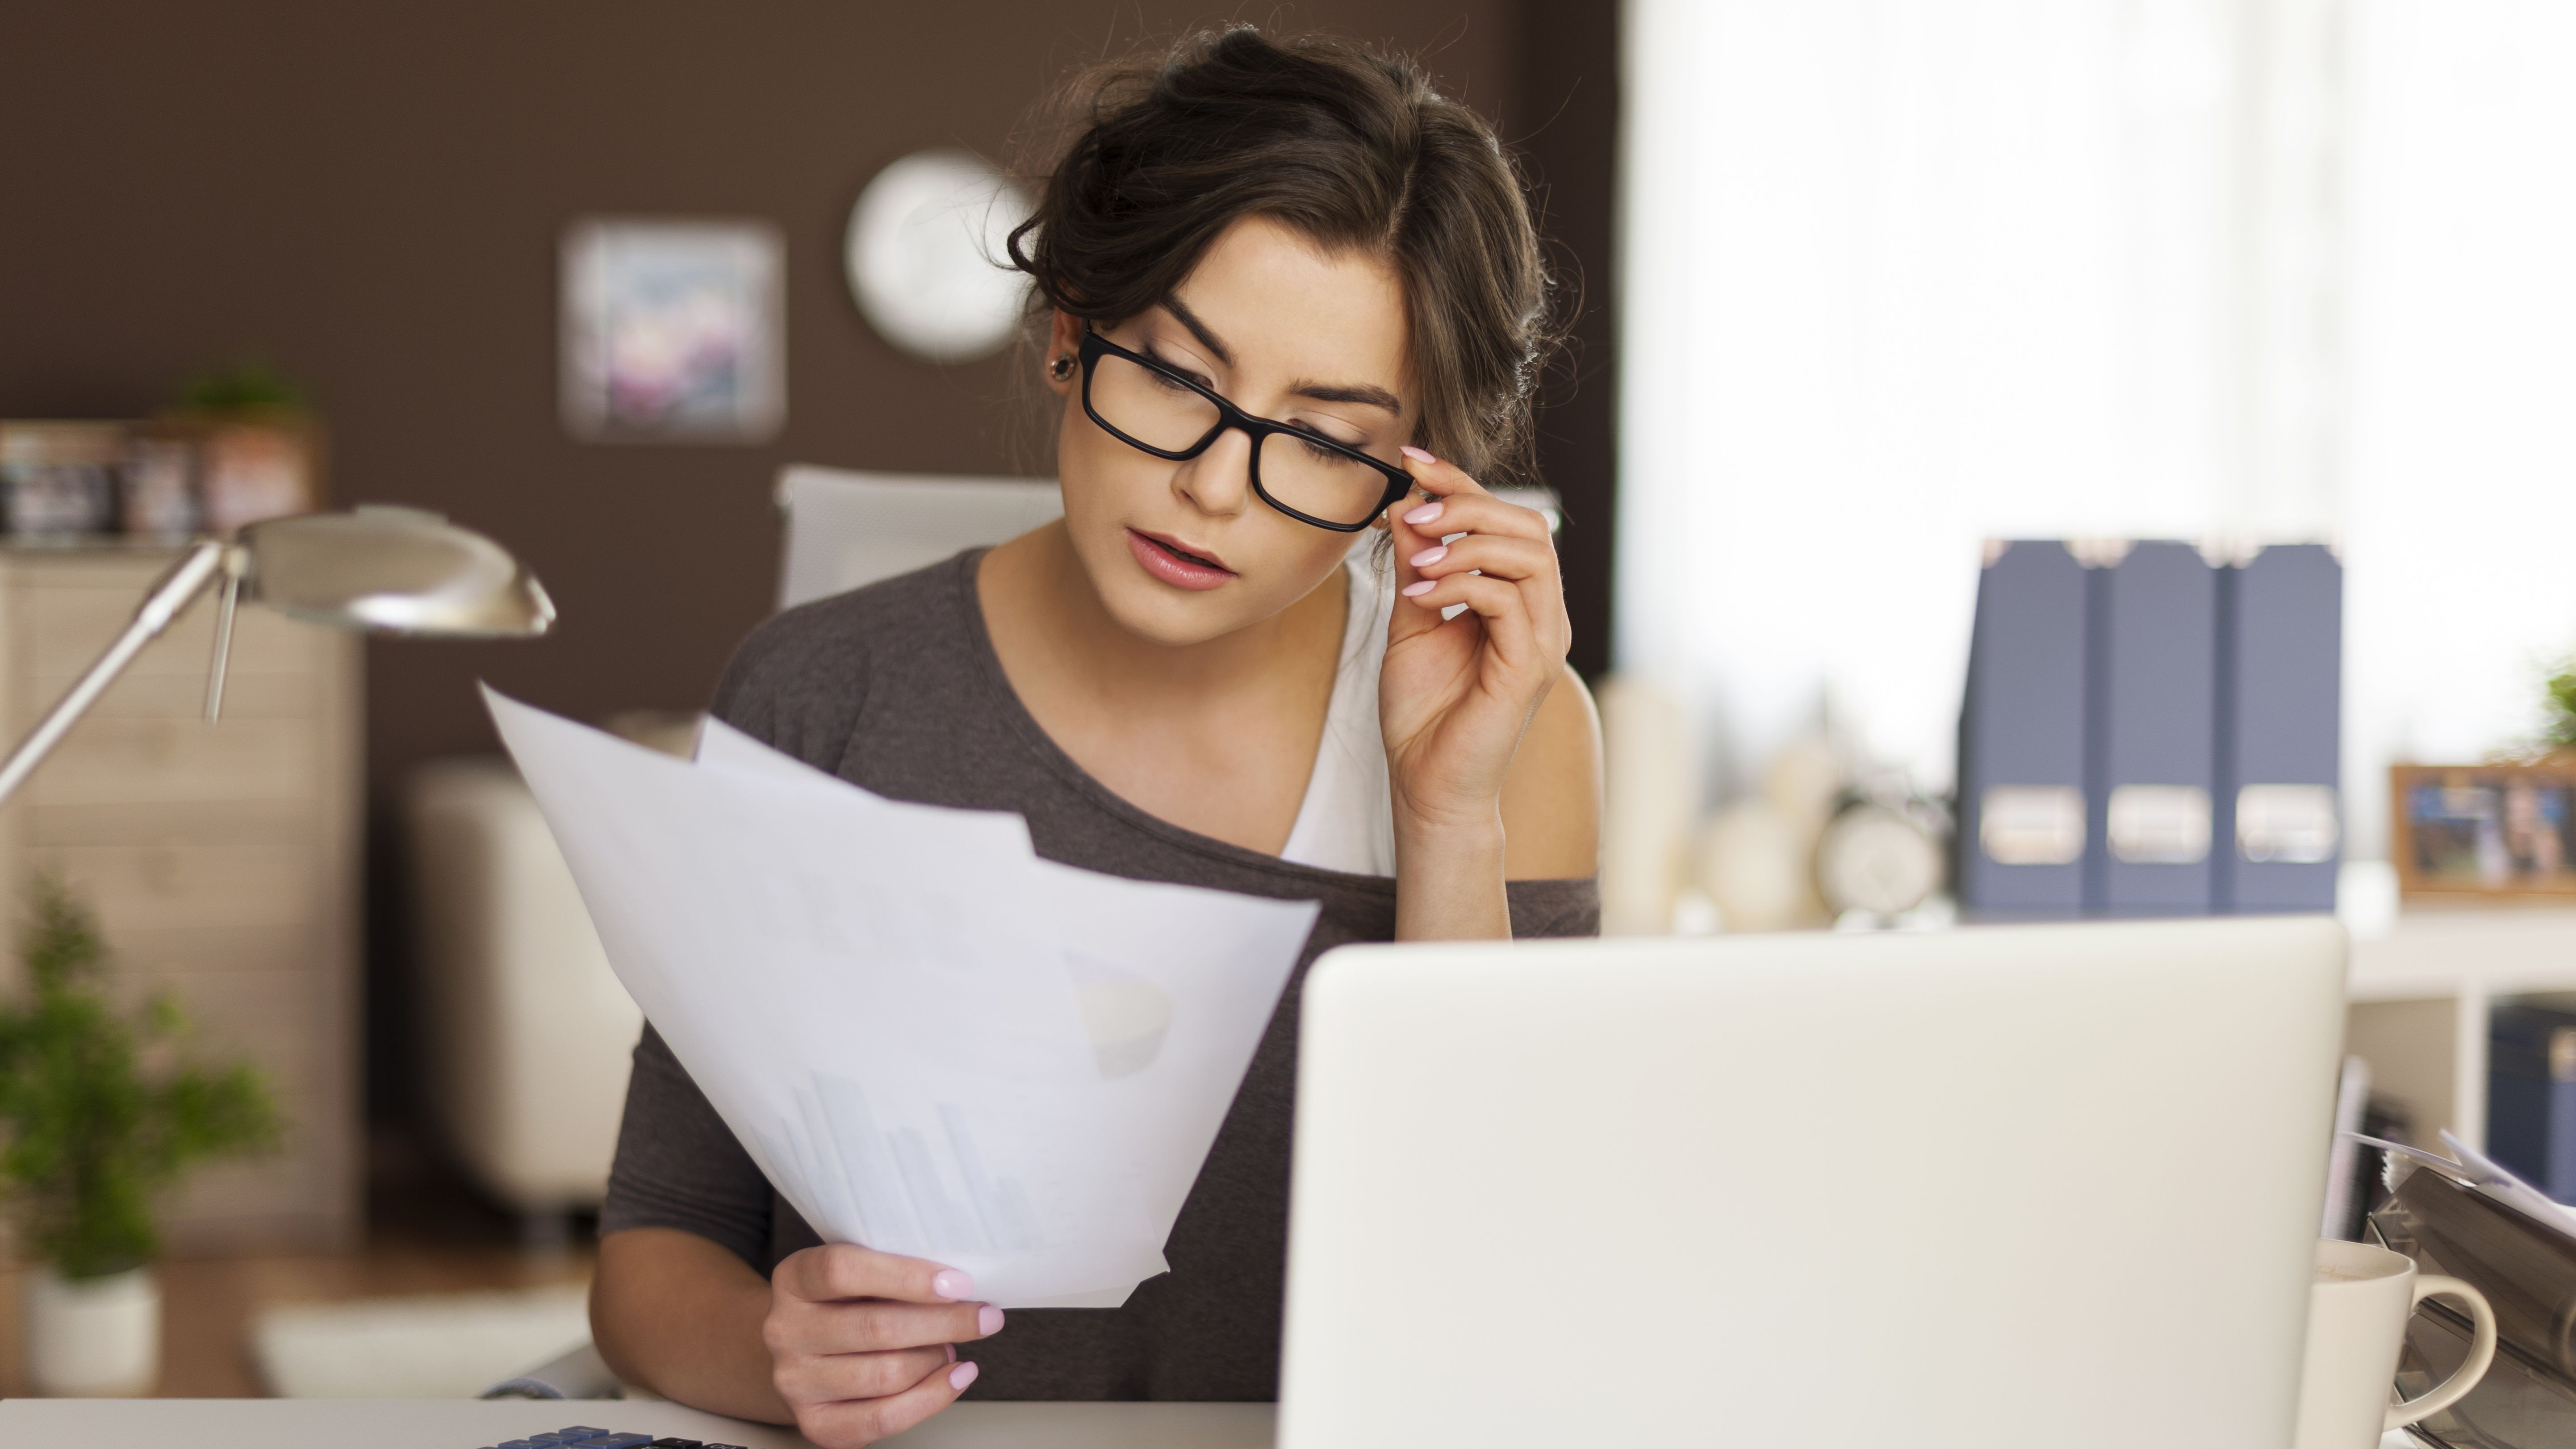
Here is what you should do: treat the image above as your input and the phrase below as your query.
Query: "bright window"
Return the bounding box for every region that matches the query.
[1617,0,2576,858]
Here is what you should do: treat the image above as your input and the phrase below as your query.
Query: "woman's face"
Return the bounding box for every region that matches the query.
[1047,214,1418,646]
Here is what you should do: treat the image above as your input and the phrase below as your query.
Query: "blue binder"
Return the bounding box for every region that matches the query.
[1957,541,2089,917]
[2213,544,2342,913]
[2086,542,2217,915]
[2490,1004,2576,1203]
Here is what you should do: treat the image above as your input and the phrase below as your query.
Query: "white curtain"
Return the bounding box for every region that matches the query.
[1618,0,2576,859]
[2337,1,2576,856]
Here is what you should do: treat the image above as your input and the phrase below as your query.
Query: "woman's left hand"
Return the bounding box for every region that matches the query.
[1378,447,1571,844]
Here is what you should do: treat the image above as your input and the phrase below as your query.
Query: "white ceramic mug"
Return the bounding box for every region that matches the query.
[2292,1238,2497,1449]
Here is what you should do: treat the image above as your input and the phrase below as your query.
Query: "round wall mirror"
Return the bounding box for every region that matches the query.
[845,150,1031,363]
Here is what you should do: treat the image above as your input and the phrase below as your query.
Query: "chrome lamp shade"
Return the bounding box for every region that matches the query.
[242,507,554,637]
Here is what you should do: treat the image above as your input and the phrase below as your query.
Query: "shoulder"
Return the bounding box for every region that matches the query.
[1499,665,1603,880]
[710,551,977,757]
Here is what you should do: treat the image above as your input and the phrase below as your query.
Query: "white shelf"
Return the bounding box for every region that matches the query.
[2338,900,2576,1156]
[2347,905,2576,1002]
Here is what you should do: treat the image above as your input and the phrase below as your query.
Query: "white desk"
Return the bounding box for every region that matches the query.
[0,1399,1275,1448]
[0,1397,2440,1445]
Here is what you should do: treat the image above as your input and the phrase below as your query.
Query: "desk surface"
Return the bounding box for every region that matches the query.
[0,1399,1277,1448]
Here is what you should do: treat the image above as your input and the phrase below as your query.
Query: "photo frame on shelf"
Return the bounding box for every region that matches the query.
[2390,761,2576,899]
[560,218,785,444]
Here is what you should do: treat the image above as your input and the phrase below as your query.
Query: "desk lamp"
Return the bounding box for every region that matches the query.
[0,506,553,805]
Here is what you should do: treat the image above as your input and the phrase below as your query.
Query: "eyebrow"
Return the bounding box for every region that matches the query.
[1289,378,1405,414]
[1160,294,1236,369]
[1157,294,1406,418]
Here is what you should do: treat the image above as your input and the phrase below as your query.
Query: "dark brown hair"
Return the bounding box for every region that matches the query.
[1008,26,1556,486]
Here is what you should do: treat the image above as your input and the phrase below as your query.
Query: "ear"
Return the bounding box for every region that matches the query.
[1044,309,1083,397]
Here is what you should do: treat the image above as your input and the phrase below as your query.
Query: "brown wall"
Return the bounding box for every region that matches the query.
[0,1,1615,1118]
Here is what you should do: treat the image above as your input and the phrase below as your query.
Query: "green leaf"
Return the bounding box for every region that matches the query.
[0,877,280,1274]
[2546,664,2576,749]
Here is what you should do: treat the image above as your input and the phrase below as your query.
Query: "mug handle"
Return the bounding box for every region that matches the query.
[2385,1275,2498,1430]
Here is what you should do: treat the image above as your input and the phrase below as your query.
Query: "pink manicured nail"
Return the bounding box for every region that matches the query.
[978,1304,1006,1335]
[1403,501,1443,526]
[949,1361,981,1391]
[1409,545,1447,567]
[932,1269,975,1300]
[1401,445,1438,464]
[1401,579,1438,597]
[945,1343,958,1362]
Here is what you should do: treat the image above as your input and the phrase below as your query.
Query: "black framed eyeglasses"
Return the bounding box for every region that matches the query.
[1075,330,1415,532]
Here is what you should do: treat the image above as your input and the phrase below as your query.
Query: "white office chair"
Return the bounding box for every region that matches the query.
[774,464,1063,610]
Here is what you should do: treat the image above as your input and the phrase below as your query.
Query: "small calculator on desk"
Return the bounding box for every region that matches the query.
[477,1427,747,1449]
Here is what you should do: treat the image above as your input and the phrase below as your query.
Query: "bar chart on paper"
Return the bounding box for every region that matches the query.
[757,1080,1045,1261]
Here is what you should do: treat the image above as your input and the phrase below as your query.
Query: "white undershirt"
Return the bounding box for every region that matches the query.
[1277,547,1398,877]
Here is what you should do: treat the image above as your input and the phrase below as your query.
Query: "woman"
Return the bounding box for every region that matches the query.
[590,26,1601,1446]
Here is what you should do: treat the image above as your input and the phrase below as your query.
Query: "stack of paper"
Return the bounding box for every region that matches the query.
[484,687,1319,1307]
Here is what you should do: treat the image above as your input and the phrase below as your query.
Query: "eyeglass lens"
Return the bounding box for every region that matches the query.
[1087,349,1394,528]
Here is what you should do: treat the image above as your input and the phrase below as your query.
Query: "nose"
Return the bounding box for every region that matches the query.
[1171,424,1255,518]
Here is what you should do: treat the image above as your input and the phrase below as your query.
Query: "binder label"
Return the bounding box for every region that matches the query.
[2235,784,2339,864]
[2108,785,2212,864]
[1979,785,2085,865]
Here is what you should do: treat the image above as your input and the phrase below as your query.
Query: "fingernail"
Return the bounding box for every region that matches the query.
[945,1343,958,1362]
[1401,445,1438,464]
[1401,579,1437,597]
[978,1304,1006,1336]
[932,1269,975,1300]
[1409,545,1447,568]
[949,1361,980,1392]
[1403,501,1443,526]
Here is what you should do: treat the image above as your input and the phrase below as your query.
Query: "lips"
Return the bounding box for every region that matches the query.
[1125,528,1235,591]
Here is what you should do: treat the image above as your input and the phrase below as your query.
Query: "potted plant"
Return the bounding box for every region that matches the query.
[0,877,279,1395]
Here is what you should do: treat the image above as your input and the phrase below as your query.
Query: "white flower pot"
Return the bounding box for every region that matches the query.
[22,1263,161,1396]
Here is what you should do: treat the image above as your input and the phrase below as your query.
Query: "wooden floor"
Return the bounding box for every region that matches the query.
[0,1132,597,1398]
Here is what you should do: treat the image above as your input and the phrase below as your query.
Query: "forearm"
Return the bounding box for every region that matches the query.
[593,1228,792,1423]
[1393,815,1512,941]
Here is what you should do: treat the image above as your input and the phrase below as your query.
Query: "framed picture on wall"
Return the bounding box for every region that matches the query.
[2390,762,2576,899]
[561,219,785,444]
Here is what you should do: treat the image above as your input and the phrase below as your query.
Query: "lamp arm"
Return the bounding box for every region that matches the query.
[0,539,231,807]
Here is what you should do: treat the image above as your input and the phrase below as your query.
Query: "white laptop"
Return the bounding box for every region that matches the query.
[1278,916,2346,1449]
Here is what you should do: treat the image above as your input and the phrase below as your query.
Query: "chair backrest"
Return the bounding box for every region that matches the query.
[774,465,1064,611]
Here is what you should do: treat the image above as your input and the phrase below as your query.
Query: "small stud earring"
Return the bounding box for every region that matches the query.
[1048,355,1076,382]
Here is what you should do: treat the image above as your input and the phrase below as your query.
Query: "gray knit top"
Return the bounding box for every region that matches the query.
[599,549,1599,1401]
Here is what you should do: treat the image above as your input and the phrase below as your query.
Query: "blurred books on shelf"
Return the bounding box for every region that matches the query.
[0,416,323,542]
[2489,1004,2576,1204]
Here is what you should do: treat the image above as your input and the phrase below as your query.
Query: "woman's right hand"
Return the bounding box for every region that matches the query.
[764,1244,1004,1446]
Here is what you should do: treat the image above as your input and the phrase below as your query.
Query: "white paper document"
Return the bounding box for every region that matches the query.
[484,687,1318,1307]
